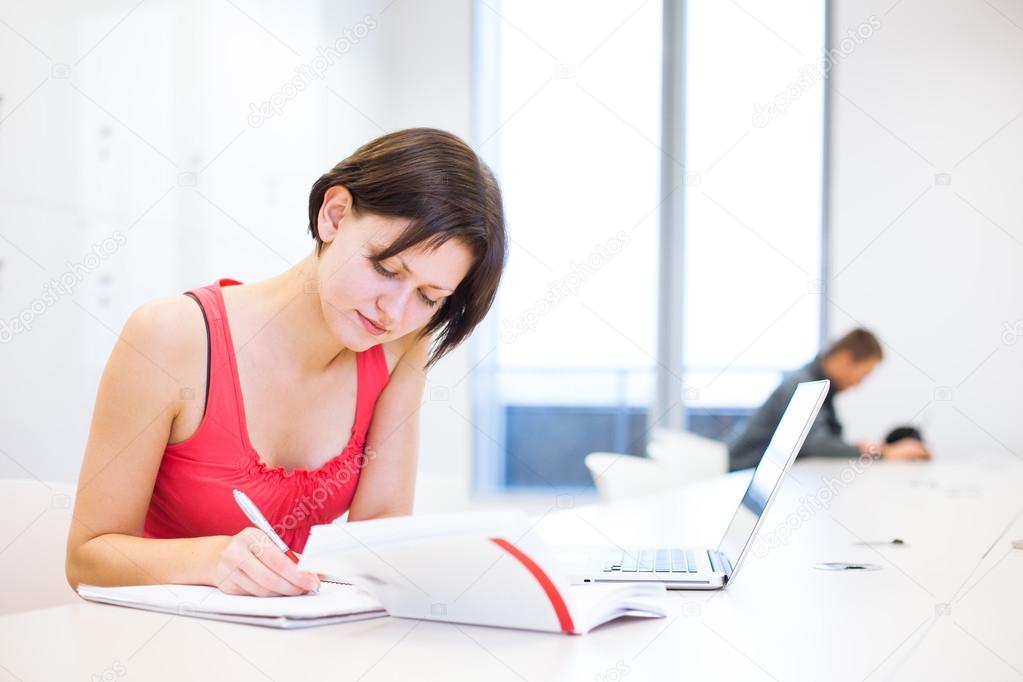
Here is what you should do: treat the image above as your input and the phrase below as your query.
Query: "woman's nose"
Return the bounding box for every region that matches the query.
[378,283,413,327]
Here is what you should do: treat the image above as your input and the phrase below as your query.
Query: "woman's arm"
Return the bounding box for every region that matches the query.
[65,299,317,596]
[346,334,430,521]
[66,298,207,589]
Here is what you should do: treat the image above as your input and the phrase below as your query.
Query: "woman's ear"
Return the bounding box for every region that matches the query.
[317,185,353,245]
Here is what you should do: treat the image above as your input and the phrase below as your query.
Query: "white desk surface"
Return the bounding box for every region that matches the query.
[1,455,1021,682]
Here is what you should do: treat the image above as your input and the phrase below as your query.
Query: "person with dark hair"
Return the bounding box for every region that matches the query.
[727,328,931,471]
[67,129,507,597]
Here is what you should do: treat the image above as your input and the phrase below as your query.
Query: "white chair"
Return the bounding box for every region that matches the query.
[583,452,682,503]
[0,478,80,615]
[646,427,728,485]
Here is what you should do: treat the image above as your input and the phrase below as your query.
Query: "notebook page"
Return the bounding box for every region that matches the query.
[77,581,384,619]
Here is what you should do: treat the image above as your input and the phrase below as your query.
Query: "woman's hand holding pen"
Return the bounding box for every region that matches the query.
[211,527,321,597]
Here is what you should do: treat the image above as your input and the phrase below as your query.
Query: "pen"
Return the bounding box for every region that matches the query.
[232,489,300,564]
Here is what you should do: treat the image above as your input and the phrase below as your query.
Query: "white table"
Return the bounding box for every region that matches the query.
[1,455,1021,681]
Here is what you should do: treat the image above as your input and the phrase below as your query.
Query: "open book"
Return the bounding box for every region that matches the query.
[76,581,385,629]
[299,510,667,634]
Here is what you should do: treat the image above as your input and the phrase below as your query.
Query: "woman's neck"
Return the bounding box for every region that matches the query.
[235,252,350,374]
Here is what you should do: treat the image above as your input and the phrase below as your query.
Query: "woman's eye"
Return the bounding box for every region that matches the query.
[371,260,398,279]
[371,257,437,307]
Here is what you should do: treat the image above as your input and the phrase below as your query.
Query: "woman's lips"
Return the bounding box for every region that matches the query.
[357,311,387,336]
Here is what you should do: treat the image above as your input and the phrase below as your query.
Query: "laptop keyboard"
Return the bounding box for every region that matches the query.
[603,548,701,573]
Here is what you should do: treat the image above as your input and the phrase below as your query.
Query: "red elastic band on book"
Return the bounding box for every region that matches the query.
[490,537,575,634]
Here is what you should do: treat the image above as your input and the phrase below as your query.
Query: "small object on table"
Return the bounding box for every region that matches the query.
[854,538,906,546]
[814,562,882,571]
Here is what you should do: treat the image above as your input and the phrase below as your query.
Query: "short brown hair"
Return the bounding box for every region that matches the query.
[824,328,883,362]
[307,128,507,367]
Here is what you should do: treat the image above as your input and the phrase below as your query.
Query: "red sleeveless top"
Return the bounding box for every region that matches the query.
[143,279,390,553]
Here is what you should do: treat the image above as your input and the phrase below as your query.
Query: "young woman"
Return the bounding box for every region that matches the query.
[66,128,506,597]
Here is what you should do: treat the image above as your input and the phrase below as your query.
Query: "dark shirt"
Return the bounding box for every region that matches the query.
[727,355,859,471]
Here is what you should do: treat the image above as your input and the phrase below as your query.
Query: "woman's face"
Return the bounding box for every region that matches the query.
[314,186,474,351]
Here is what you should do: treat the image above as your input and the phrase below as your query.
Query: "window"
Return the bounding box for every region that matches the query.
[472,0,827,490]
[681,1,826,439]
[473,1,663,491]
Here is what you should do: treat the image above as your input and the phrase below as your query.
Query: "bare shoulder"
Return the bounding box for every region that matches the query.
[118,294,207,390]
[123,295,205,359]
[379,332,431,376]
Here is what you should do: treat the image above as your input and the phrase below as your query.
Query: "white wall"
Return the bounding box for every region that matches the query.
[828,0,1023,458]
[0,0,477,487]
[4,0,1020,491]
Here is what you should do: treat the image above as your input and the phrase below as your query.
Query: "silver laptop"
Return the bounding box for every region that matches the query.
[572,380,830,590]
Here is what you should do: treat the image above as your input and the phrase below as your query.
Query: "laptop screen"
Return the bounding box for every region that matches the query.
[716,380,830,578]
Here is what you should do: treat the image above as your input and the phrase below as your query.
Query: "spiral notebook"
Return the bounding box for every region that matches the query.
[76,581,386,629]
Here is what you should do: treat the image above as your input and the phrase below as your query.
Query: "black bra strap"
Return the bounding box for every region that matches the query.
[183,292,211,417]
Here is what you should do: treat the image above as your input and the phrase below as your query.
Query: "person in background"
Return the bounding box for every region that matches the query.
[727,328,931,471]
